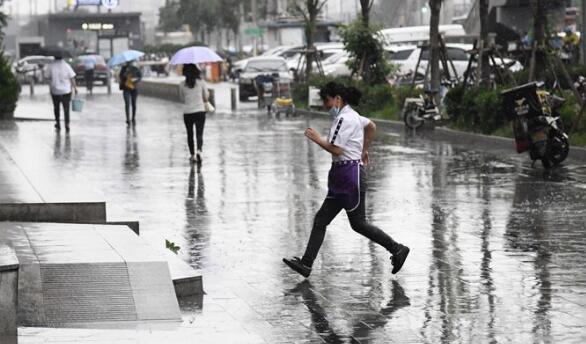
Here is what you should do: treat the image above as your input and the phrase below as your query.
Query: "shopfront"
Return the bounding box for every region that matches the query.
[45,12,142,58]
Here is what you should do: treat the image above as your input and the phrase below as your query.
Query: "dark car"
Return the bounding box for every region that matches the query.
[73,55,109,85]
[238,56,292,101]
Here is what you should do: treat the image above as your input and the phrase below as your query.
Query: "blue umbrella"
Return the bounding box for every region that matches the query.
[107,50,144,68]
[169,46,223,65]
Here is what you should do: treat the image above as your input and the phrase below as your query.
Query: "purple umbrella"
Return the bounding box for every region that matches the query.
[169,46,223,65]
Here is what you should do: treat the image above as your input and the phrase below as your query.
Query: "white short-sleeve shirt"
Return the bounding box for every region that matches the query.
[48,60,76,95]
[327,105,370,162]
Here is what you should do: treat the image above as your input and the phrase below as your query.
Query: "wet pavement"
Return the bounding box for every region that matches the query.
[5,84,586,343]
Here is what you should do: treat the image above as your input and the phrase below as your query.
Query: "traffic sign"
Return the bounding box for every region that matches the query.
[244,27,264,37]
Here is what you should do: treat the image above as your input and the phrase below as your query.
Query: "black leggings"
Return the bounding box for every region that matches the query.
[123,89,138,120]
[302,167,399,266]
[51,93,71,126]
[184,112,206,155]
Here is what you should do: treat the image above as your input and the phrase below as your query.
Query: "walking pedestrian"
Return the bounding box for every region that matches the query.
[179,64,209,163]
[119,61,142,125]
[283,82,410,278]
[83,56,95,95]
[47,52,77,132]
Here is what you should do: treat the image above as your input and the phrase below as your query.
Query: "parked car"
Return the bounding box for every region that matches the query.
[238,56,292,101]
[385,43,523,80]
[12,55,54,83]
[231,45,297,79]
[322,50,351,77]
[72,55,109,85]
[285,46,343,75]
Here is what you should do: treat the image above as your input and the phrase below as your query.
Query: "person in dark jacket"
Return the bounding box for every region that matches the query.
[119,61,142,125]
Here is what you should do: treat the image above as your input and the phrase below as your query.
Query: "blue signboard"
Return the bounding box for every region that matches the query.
[74,0,101,5]
[71,0,119,7]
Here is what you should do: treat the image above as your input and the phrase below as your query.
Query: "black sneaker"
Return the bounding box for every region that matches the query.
[391,245,410,274]
[283,257,311,278]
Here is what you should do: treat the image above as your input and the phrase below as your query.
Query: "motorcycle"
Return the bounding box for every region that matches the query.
[402,90,442,129]
[502,82,570,169]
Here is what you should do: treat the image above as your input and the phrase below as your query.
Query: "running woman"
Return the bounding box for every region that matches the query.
[283,82,410,278]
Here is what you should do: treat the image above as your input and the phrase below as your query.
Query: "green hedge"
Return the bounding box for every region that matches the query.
[444,83,586,145]
[444,84,504,134]
[0,52,20,119]
[292,75,401,120]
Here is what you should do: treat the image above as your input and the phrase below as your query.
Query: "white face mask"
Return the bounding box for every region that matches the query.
[329,107,339,117]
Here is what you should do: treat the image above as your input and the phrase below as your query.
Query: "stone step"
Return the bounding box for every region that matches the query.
[0,222,185,327]
[0,134,107,224]
[164,250,203,298]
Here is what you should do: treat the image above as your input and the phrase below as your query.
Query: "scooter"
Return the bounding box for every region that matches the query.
[402,90,442,129]
[502,82,570,169]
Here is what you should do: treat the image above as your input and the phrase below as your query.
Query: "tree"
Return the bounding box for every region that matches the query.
[359,0,374,27]
[479,0,490,86]
[219,0,241,35]
[342,0,389,84]
[0,1,21,120]
[291,0,328,81]
[0,0,7,42]
[158,0,182,33]
[529,0,547,81]
[341,20,390,84]
[429,0,442,97]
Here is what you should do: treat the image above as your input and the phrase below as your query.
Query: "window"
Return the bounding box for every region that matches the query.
[389,49,415,60]
[245,60,288,72]
[446,48,469,61]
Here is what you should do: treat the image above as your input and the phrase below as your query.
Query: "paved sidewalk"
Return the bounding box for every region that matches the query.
[5,88,586,343]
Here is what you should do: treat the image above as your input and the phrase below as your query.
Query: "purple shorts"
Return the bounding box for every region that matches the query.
[327,160,361,211]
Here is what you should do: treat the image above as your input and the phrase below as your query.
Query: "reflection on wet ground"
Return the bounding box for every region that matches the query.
[8,91,586,343]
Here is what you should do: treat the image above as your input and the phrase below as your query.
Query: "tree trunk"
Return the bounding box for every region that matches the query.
[531,0,547,80]
[359,0,372,82]
[305,0,317,81]
[429,0,442,96]
[360,0,371,27]
[479,0,490,86]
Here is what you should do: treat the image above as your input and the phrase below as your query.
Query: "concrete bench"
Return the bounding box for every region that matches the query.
[0,245,19,339]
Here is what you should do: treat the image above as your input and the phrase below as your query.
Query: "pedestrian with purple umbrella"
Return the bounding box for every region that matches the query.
[179,64,209,164]
[169,46,222,164]
[283,82,410,278]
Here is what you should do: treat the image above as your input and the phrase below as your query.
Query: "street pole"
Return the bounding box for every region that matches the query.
[582,0,586,65]
[231,88,237,111]
[252,0,258,56]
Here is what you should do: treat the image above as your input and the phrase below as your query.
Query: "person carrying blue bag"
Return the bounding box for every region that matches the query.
[283,82,410,278]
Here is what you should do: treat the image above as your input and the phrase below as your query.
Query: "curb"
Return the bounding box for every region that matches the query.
[297,108,586,163]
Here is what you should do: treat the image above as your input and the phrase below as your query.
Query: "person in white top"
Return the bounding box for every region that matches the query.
[283,82,410,278]
[179,64,209,163]
[47,53,77,132]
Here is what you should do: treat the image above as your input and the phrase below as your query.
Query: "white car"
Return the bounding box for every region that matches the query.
[286,47,343,74]
[322,50,351,77]
[386,44,523,80]
[12,55,54,83]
